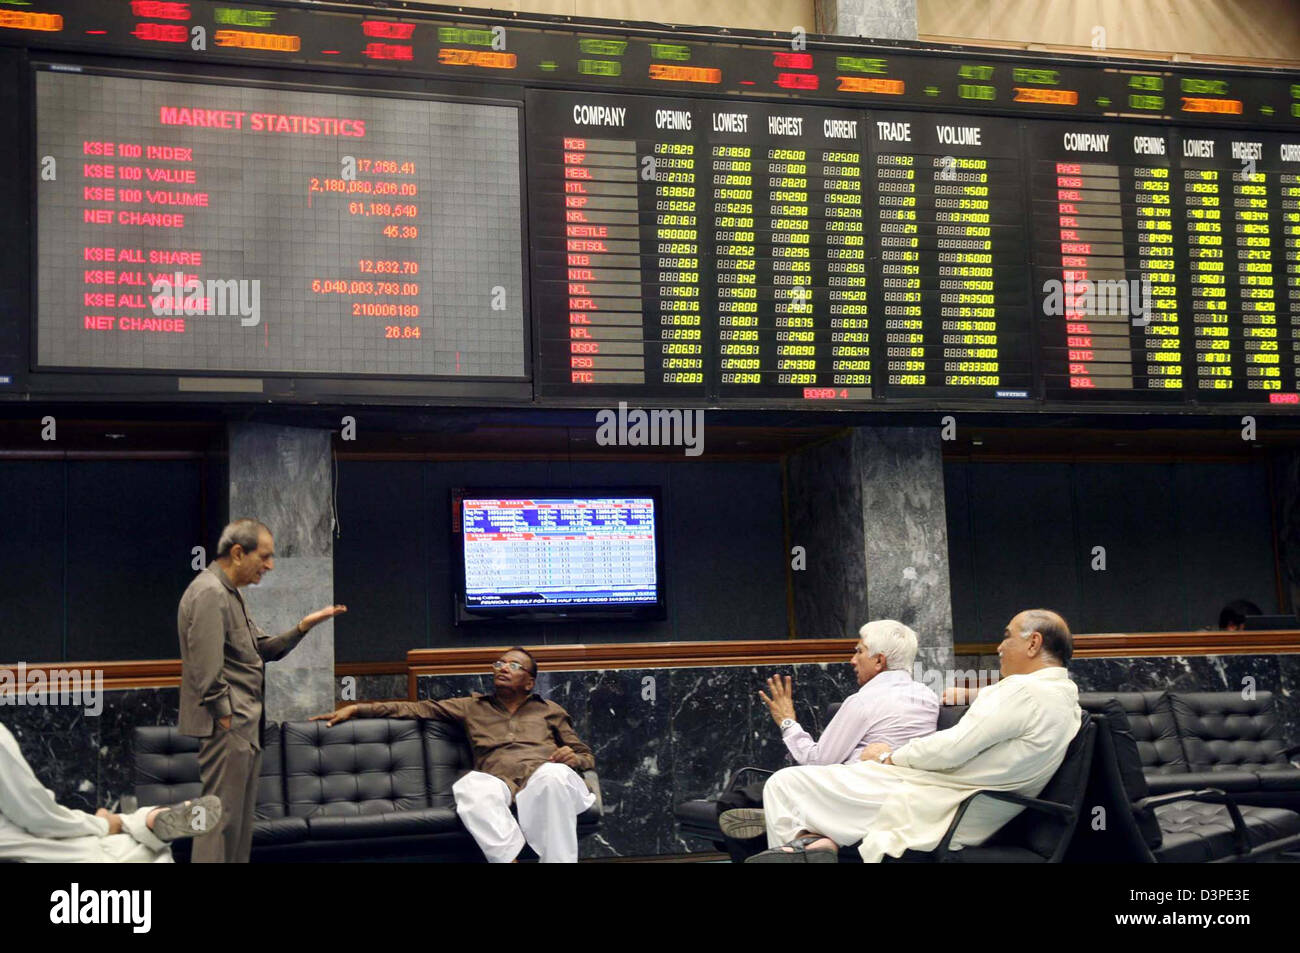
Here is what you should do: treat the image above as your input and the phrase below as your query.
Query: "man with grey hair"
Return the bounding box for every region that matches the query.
[749,608,1081,862]
[716,619,939,861]
[177,518,346,862]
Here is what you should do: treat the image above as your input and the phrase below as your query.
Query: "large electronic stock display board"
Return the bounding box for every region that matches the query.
[3,0,1299,412]
[36,71,525,379]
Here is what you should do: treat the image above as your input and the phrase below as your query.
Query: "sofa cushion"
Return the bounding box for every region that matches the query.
[252,816,310,846]
[1169,691,1291,773]
[306,806,463,840]
[254,723,286,820]
[283,720,429,817]
[133,726,202,808]
[1153,802,1300,863]
[1147,770,1264,794]
[423,719,475,809]
[1080,691,1184,775]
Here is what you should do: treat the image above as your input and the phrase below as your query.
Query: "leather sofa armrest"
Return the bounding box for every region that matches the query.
[583,770,603,815]
[1151,770,1261,793]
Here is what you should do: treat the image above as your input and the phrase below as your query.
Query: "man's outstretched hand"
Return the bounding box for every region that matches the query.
[310,704,359,727]
[549,746,581,768]
[758,674,797,727]
[298,605,348,633]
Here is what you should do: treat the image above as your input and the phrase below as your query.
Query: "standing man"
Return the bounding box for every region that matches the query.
[178,518,346,863]
[314,646,596,863]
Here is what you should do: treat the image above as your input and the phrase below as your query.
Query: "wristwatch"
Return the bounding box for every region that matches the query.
[780,718,796,731]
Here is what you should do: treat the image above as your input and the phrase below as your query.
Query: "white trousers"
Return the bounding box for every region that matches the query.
[452,762,595,863]
[762,763,901,849]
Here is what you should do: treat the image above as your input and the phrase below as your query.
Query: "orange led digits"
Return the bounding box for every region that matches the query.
[649,64,720,84]
[437,48,517,69]
[836,77,904,95]
[1013,87,1079,105]
[214,30,301,51]
[0,11,63,31]
[1180,97,1243,115]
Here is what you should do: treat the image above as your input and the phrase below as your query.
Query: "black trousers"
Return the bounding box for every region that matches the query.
[716,779,768,863]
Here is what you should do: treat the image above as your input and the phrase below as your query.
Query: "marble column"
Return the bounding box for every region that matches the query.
[787,427,954,671]
[228,423,335,722]
[816,0,918,41]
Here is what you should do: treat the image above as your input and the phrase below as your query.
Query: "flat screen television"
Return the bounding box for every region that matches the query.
[452,488,666,623]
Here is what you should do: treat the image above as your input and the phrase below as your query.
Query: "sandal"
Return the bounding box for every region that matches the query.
[744,833,838,863]
[150,795,223,842]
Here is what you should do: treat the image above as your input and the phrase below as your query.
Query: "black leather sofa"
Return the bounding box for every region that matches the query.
[133,719,601,862]
[1074,694,1300,862]
[1077,691,1300,811]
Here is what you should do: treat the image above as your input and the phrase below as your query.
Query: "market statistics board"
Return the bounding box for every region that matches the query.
[868,112,1032,401]
[35,70,526,378]
[527,90,1300,406]
[1027,125,1300,403]
[528,90,874,401]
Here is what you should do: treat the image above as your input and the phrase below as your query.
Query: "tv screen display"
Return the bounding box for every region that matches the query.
[453,488,665,622]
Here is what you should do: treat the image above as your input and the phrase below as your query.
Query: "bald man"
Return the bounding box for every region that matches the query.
[751,609,1082,863]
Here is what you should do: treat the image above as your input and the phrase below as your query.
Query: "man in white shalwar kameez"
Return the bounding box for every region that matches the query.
[754,609,1082,863]
[0,722,215,863]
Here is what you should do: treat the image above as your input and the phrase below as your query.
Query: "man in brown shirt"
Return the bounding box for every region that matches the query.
[315,646,595,863]
[178,518,346,863]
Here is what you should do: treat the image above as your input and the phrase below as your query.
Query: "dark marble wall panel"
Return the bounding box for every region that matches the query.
[1278,655,1300,742]
[2,688,179,814]
[97,688,179,810]
[3,704,101,813]
[339,674,407,705]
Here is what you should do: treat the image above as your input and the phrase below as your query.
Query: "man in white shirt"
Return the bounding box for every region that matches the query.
[716,619,939,860]
[0,721,220,863]
[749,608,1082,863]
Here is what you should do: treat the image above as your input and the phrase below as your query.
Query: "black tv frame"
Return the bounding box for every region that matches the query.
[450,485,667,625]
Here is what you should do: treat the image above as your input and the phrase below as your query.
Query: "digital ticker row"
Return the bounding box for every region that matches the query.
[527,90,1300,407]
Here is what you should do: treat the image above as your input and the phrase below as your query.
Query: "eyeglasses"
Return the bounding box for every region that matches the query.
[492,660,527,673]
